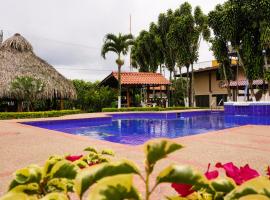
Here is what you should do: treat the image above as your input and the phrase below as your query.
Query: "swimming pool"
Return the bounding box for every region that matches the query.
[22,111,270,145]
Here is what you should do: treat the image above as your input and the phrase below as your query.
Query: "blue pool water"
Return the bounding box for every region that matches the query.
[22,111,270,145]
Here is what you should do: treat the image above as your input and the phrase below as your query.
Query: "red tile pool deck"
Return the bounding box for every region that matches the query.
[0,110,270,199]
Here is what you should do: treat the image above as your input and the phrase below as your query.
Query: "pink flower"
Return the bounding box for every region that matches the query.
[66,155,83,162]
[172,164,218,197]
[216,162,259,185]
[205,163,219,180]
[171,183,194,197]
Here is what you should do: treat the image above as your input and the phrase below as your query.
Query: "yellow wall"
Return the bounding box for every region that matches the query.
[194,71,227,96]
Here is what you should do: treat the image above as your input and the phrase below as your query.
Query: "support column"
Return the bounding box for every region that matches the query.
[127,88,130,107]
[147,86,150,103]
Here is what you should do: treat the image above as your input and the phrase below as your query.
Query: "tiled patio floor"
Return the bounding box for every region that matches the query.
[0,112,270,199]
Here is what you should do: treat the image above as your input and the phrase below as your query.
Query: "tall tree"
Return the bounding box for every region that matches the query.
[209,0,270,99]
[131,29,162,72]
[156,10,176,81]
[167,2,210,106]
[210,37,233,101]
[101,33,134,108]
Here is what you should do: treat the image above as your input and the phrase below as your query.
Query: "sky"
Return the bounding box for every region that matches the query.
[0,0,225,81]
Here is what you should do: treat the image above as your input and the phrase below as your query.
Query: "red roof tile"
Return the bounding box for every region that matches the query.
[111,72,171,85]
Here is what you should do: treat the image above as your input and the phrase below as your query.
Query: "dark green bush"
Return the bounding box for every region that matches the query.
[102,106,206,112]
[0,110,81,120]
[65,80,117,112]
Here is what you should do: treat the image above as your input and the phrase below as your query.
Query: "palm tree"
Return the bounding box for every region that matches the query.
[101,33,134,108]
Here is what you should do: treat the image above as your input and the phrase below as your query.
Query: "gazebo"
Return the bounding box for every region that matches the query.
[100,72,171,107]
[0,33,77,111]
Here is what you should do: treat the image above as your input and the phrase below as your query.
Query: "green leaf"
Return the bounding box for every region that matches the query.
[43,156,64,177]
[9,183,40,195]
[0,192,38,200]
[156,165,203,185]
[225,177,270,200]
[101,149,115,156]
[166,196,187,200]
[84,147,98,153]
[40,192,69,200]
[46,178,70,193]
[73,160,88,169]
[87,174,141,200]
[239,194,270,200]
[74,160,140,198]
[49,160,78,180]
[144,140,183,172]
[9,165,42,190]
[211,178,236,194]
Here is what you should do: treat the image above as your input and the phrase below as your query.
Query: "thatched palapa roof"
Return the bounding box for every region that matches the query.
[0,33,76,100]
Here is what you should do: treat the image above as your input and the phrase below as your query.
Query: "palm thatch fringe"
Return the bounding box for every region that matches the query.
[0,33,77,100]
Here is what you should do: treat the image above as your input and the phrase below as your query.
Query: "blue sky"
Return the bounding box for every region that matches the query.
[0,0,225,81]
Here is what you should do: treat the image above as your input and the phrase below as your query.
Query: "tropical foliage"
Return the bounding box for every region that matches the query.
[208,0,270,98]
[10,76,44,112]
[1,139,270,200]
[101,33,134,108]
[131,2,209,106]
[65,80,117,112]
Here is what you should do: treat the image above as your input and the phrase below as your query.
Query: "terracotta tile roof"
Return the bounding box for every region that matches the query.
[111,72,171,85]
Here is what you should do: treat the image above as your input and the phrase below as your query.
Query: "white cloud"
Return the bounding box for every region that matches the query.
[0,0,225,81]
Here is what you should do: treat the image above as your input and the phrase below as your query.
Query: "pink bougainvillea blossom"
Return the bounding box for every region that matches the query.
[171,183,194,197]
[216,162,259,185]
[205,163,219,180]
[172,163,219,197]
[65,155,83,162]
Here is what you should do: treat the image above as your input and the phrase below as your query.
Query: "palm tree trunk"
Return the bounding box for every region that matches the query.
[117,63,122,109]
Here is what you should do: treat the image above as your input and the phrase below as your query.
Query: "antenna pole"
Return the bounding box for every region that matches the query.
[0,30,3,44]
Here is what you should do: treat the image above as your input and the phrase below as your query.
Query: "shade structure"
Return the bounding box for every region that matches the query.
[0,33,76,100]
[100,72,171,87]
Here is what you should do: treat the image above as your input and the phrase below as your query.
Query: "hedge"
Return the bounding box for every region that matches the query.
[102,107,207,112]
[0,110,82,120]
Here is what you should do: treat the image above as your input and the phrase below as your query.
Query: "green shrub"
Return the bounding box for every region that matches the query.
[102,106,207,112]
[0,110,81,120]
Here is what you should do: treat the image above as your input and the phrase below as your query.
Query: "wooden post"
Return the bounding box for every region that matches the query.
[147,86,150,103]
[127,88,130,107]
[17,100,23,112]
[60,99,64,110]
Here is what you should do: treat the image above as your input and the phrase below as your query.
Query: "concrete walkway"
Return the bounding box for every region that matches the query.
[0,112,270,199]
